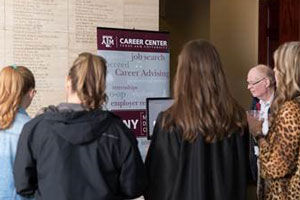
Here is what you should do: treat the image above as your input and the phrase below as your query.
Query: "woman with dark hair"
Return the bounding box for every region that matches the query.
[14,53,147,200]
[249,41,300,199]
[0,65,36,200]
[145,40,249,200]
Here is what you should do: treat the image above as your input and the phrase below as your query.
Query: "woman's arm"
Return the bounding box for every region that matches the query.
[117,122,148,199]
[144,113,179,200]
[14,122,38,197]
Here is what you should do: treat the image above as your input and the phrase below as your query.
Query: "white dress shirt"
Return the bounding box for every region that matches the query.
[259,95,273,135]
[254,94,274,155]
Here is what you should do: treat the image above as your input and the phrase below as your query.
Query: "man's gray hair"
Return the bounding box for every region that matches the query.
[255,64,275,87]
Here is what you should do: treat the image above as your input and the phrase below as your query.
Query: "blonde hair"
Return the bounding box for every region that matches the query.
[271,41,300,121]
[0,66,35,129]
[162,40,247,143]
[69,52,107,110]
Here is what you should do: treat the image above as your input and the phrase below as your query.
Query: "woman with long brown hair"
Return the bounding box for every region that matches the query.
[145,40,248,200]
[0,65,36,200]
[249,41,300,199]
[14,53,147,200]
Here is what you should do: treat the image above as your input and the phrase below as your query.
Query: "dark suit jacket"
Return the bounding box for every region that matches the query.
[249,97,271,183]
[249,97,260,182]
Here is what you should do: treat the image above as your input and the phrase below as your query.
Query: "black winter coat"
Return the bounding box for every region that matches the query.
[14,104,147,200]
[145,113,249,200]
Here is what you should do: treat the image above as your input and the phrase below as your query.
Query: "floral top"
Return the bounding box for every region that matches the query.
[0,108,32,200]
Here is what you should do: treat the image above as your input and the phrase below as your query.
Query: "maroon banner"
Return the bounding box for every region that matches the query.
[112,110,147,137]
[97,27,169,53]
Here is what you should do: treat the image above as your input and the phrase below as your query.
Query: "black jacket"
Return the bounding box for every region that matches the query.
[249,97,260,182]
[14,104,147,200]
[145,113,248,200]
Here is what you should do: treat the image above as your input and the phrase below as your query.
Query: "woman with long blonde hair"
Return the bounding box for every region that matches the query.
[249,41,300,199]
[145,40,248,200]
[0,65,35,200]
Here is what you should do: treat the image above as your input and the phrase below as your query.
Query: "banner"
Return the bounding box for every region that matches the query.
[97,28,170,159]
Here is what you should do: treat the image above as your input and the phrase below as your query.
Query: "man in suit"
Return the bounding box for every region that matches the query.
[247,64,275,196]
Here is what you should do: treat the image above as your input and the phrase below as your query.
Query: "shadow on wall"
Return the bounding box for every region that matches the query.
[159,0,210,94]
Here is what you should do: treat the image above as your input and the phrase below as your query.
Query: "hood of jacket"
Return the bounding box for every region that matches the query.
[40,103,115,145]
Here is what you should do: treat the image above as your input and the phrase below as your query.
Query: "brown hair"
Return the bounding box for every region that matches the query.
[69,52,107,110]
[0,66,35,129]
[271,41,300,121]
[162,40,247,143]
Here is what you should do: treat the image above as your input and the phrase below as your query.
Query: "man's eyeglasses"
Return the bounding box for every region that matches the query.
[247,77,266,86]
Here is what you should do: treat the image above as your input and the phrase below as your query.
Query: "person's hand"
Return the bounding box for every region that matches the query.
[246,112,263,137]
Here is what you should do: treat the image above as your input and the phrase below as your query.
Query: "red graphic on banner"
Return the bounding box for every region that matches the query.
[112,110,147,137]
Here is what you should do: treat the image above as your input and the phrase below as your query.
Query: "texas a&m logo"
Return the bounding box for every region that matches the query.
[101,35,114,48]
